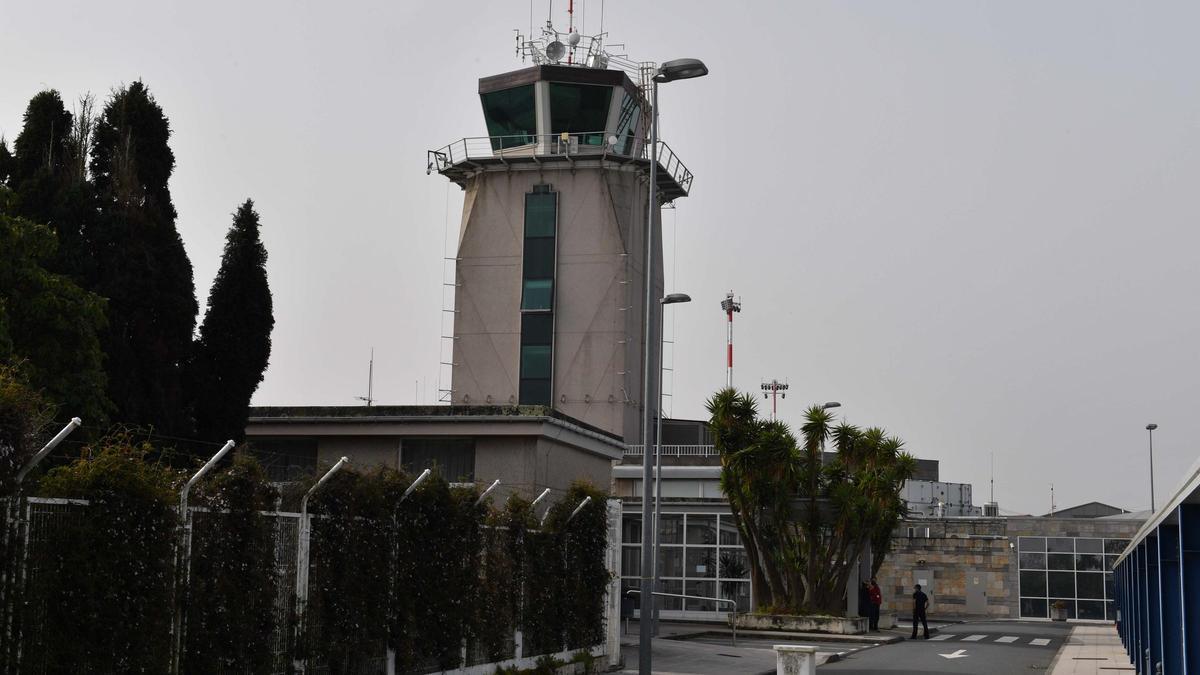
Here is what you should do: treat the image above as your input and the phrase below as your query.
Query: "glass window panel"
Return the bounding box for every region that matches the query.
[658,580,682,611]
[684,581,716,611]
[1077,600,1105,620]
[1105,573,1114,600]
[720,580,751,613]
[520,345,552,379]
[1076,572,1104,599]
[622,547,641,577]
[481,85,536,149]
[658,515,683,544]
[1106,601,1117,621]
[1075,538,1102,554]
[719,549,750,580]
[518,378,550,406]
[657,547,683,578]
[1019,537,1046,552]
[1019,552,1046,570]
[1076,553,1103,572]
[1020,597,1048,618]
[549,83,613,143]
[1048,571,1075,598]
[718,516,741,546]
[524,192,557,237]
[401,438,475,482]
[686,515,717,545]
[521,278,554,310]
[1104,539,1130,555]
[1019,571,1047,598]
[1048,553,1075,571]
[686,548,716,578]
[521,313,553,346]
[1047,538,1074,553]
[622,515,641,544]
[614,93,640,155]
[1051,599,1077,619]
[1104,555,1117,572]
[522,238,556,278]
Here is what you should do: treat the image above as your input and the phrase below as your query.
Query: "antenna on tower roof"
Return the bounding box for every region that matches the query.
[356,348,375,407]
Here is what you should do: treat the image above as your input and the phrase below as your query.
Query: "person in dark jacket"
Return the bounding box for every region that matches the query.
[868,578,882,631]
[911,584,930,639]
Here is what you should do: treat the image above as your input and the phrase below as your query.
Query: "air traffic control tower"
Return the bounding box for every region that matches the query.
[428,28,697,444]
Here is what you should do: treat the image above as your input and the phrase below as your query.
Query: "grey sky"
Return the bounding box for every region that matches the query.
[2,1,1197,516]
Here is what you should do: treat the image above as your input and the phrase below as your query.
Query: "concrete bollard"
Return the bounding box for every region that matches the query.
[773,645,817,675]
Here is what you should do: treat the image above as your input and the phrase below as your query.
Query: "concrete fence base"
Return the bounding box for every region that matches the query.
[772,645,817,675]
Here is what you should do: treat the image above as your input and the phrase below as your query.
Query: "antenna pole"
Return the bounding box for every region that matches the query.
[990,451,994,504]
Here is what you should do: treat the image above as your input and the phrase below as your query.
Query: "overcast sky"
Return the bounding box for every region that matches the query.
[3,1,1197,516]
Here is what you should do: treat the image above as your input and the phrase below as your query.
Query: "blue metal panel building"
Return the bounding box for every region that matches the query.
[1114,459,1200,673]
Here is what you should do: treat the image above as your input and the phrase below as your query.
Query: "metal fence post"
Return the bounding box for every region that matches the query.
[293,457,350,674]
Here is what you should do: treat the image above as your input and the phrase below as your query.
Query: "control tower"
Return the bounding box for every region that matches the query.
[428,28,696,443]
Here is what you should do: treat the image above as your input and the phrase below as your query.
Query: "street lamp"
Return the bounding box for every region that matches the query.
[639,59,707,675]
[650,293,691,634]
[1146,423,1158,512]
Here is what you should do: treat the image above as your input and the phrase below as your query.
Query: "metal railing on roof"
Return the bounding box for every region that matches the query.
[427,132,694,197]
[624,444,717,457]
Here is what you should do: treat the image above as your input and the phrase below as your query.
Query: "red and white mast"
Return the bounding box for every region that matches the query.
[720,292,741,388]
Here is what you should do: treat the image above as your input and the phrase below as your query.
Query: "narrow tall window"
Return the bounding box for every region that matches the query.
[520,185,557,405]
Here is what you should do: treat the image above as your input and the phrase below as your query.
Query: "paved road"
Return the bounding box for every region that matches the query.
[820,621,1072,674]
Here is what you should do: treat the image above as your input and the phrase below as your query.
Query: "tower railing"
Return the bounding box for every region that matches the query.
[624,444,717,457]
[428,132,693,198]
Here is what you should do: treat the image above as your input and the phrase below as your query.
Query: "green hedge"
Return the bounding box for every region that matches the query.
[7,441,611,673]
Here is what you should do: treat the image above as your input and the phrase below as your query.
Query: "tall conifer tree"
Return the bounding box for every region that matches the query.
[88,81,197,436]
[189,200,273,442]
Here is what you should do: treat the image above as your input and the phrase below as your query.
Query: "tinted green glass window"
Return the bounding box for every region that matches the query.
[523,238,556,278]
[521,314,553,345]
[481,85,536,149]
[521,279,553,310]
[525,192,557,237]
[519,378,551,405]
[520,345,552,379]
[614,92,640,154]
[549,83,612,145]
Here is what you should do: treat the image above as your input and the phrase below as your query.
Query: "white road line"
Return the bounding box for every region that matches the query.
[962,634,988,642]
[1030,638,1051,646]
[928,634,953,641]
[995,636,1018,643]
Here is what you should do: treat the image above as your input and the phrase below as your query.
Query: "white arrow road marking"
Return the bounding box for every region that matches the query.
[995,636,1018,643]
[940,649,969,659]
[928,634,953,641]
[1030,638,1051,646]
[962,634,987,641]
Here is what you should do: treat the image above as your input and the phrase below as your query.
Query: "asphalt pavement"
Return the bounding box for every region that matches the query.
[819,620,1073,674]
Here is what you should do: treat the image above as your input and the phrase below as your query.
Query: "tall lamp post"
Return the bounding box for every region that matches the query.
[651,293,691,635]
[639,58,707,675]
[1146,423,1158,512]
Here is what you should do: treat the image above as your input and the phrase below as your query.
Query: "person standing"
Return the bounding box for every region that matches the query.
[911,583,930,639]
[868,578,882,631]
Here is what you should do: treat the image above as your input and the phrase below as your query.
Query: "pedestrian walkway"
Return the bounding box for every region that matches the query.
[1048,624,1133,674]
[920,632,1056,646]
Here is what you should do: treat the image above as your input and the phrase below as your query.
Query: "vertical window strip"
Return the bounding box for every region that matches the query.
[519,185,557,405]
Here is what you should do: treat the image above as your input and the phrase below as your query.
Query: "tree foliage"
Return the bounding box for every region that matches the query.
[708,387,915,615]
[89,82,197,437]
[0,190,110,425]
[188,199,273,443]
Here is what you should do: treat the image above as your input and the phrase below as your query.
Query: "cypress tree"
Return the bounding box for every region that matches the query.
[188,200,273,442]
[0,138,14,185]
[9,90,96,282]
[89,81,197,437]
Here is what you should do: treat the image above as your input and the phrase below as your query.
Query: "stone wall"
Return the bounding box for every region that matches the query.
[875,516,1144,619]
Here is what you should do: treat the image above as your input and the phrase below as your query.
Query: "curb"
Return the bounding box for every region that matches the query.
[666,629,903,645]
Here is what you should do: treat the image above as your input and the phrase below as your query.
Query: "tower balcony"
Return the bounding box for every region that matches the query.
[427,132,694,202]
